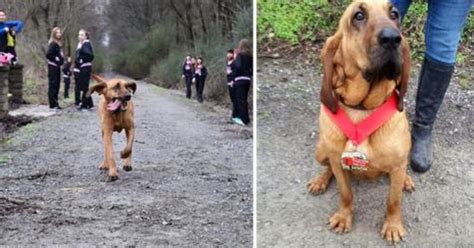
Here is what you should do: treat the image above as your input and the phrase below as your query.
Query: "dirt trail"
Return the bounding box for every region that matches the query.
[0,75,252,246]
[257,58,473,247]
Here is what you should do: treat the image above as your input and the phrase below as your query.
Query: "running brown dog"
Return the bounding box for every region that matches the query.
[87,75,137,181]
[307,0,415,244]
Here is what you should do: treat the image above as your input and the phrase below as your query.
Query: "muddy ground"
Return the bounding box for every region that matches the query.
[0,75,253,246]
[257,58,473,247]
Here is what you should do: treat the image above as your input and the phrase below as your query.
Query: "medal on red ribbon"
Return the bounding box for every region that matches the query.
[341,150,368,171]
[323,92,400,172]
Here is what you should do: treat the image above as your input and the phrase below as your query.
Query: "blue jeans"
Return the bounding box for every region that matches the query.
[392,0,472,64]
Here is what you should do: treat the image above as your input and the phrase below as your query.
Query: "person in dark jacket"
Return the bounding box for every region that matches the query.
[230,39,253,126]
[0,9,23,56]
[226,49,237,120]
[62,57,72,99]
[182,55,194,99]
[46,27,64,110]
[193,57,207,103]
[74,29,94,111]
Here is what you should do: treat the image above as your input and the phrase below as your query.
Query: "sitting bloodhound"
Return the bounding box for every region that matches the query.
[307,0,414,244]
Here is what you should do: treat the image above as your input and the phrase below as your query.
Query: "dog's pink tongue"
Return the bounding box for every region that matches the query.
[107,99,122,111]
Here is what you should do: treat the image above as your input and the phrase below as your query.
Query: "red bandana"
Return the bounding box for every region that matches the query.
[323,92,399,146]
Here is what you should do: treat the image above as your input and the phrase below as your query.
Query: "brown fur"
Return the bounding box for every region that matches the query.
[87,74,137,181]
[308,0,414,244]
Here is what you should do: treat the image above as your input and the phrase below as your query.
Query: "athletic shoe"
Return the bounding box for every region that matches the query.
[232,118,245,126]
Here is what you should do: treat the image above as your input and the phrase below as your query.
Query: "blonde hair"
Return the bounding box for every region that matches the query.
[238,39,251,56]
[48,27,61,45]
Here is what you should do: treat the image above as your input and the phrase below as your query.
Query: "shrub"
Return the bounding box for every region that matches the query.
[233,6,254,41]
[148,49,185,88]
[111,27,170,79]
[92,50,105,73]
[257,0,347,45]
[401,2,428,62]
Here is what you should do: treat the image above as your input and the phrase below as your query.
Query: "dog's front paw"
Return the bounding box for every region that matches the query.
[403,175,415,193]
[99,162,108,171]
[307,176,329,195]
[107,169,119,182]
[381,219,406,244]
[328,209,352,234]
[123,165,132,172]
[107,175,119,182]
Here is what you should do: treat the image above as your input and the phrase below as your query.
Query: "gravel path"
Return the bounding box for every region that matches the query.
[256,58,473,247]
[0,75,253,246]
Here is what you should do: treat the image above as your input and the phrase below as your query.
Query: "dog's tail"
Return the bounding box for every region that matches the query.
[91,74,107,84]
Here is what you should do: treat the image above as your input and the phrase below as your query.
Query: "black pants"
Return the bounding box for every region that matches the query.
[196,78,205,102]
[48,65,61,108]
[228,85,237,118]
[79,67,93,109]
[64,76,70,98]
[74,71,81,105]
[185,76,192,98]
[234,79,251,124]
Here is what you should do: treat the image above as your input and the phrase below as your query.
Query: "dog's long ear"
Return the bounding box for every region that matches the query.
[320,34,341,113]
[91,74,107,84]
[397,38,411,111]
[86,82,107,97]
[125,82,137,94]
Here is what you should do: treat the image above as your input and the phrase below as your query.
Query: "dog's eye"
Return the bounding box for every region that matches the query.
[354,11,365,21]
[390,10,399,20]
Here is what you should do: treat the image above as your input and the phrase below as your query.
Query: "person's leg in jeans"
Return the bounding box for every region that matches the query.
[398,0,471,172]
[392,0,412,19]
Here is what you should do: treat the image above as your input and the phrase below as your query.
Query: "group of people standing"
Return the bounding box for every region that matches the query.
[46,28,94,111]
[182,56,208,103]
[181,39,253,126]
[0,9,95,112]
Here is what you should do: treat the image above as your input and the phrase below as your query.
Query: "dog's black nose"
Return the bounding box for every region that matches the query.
[124,94,131,101]
[378,27,401,49]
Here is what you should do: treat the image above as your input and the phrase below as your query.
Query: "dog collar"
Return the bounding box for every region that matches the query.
[338,96,367,110]
[323,92,399,146]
